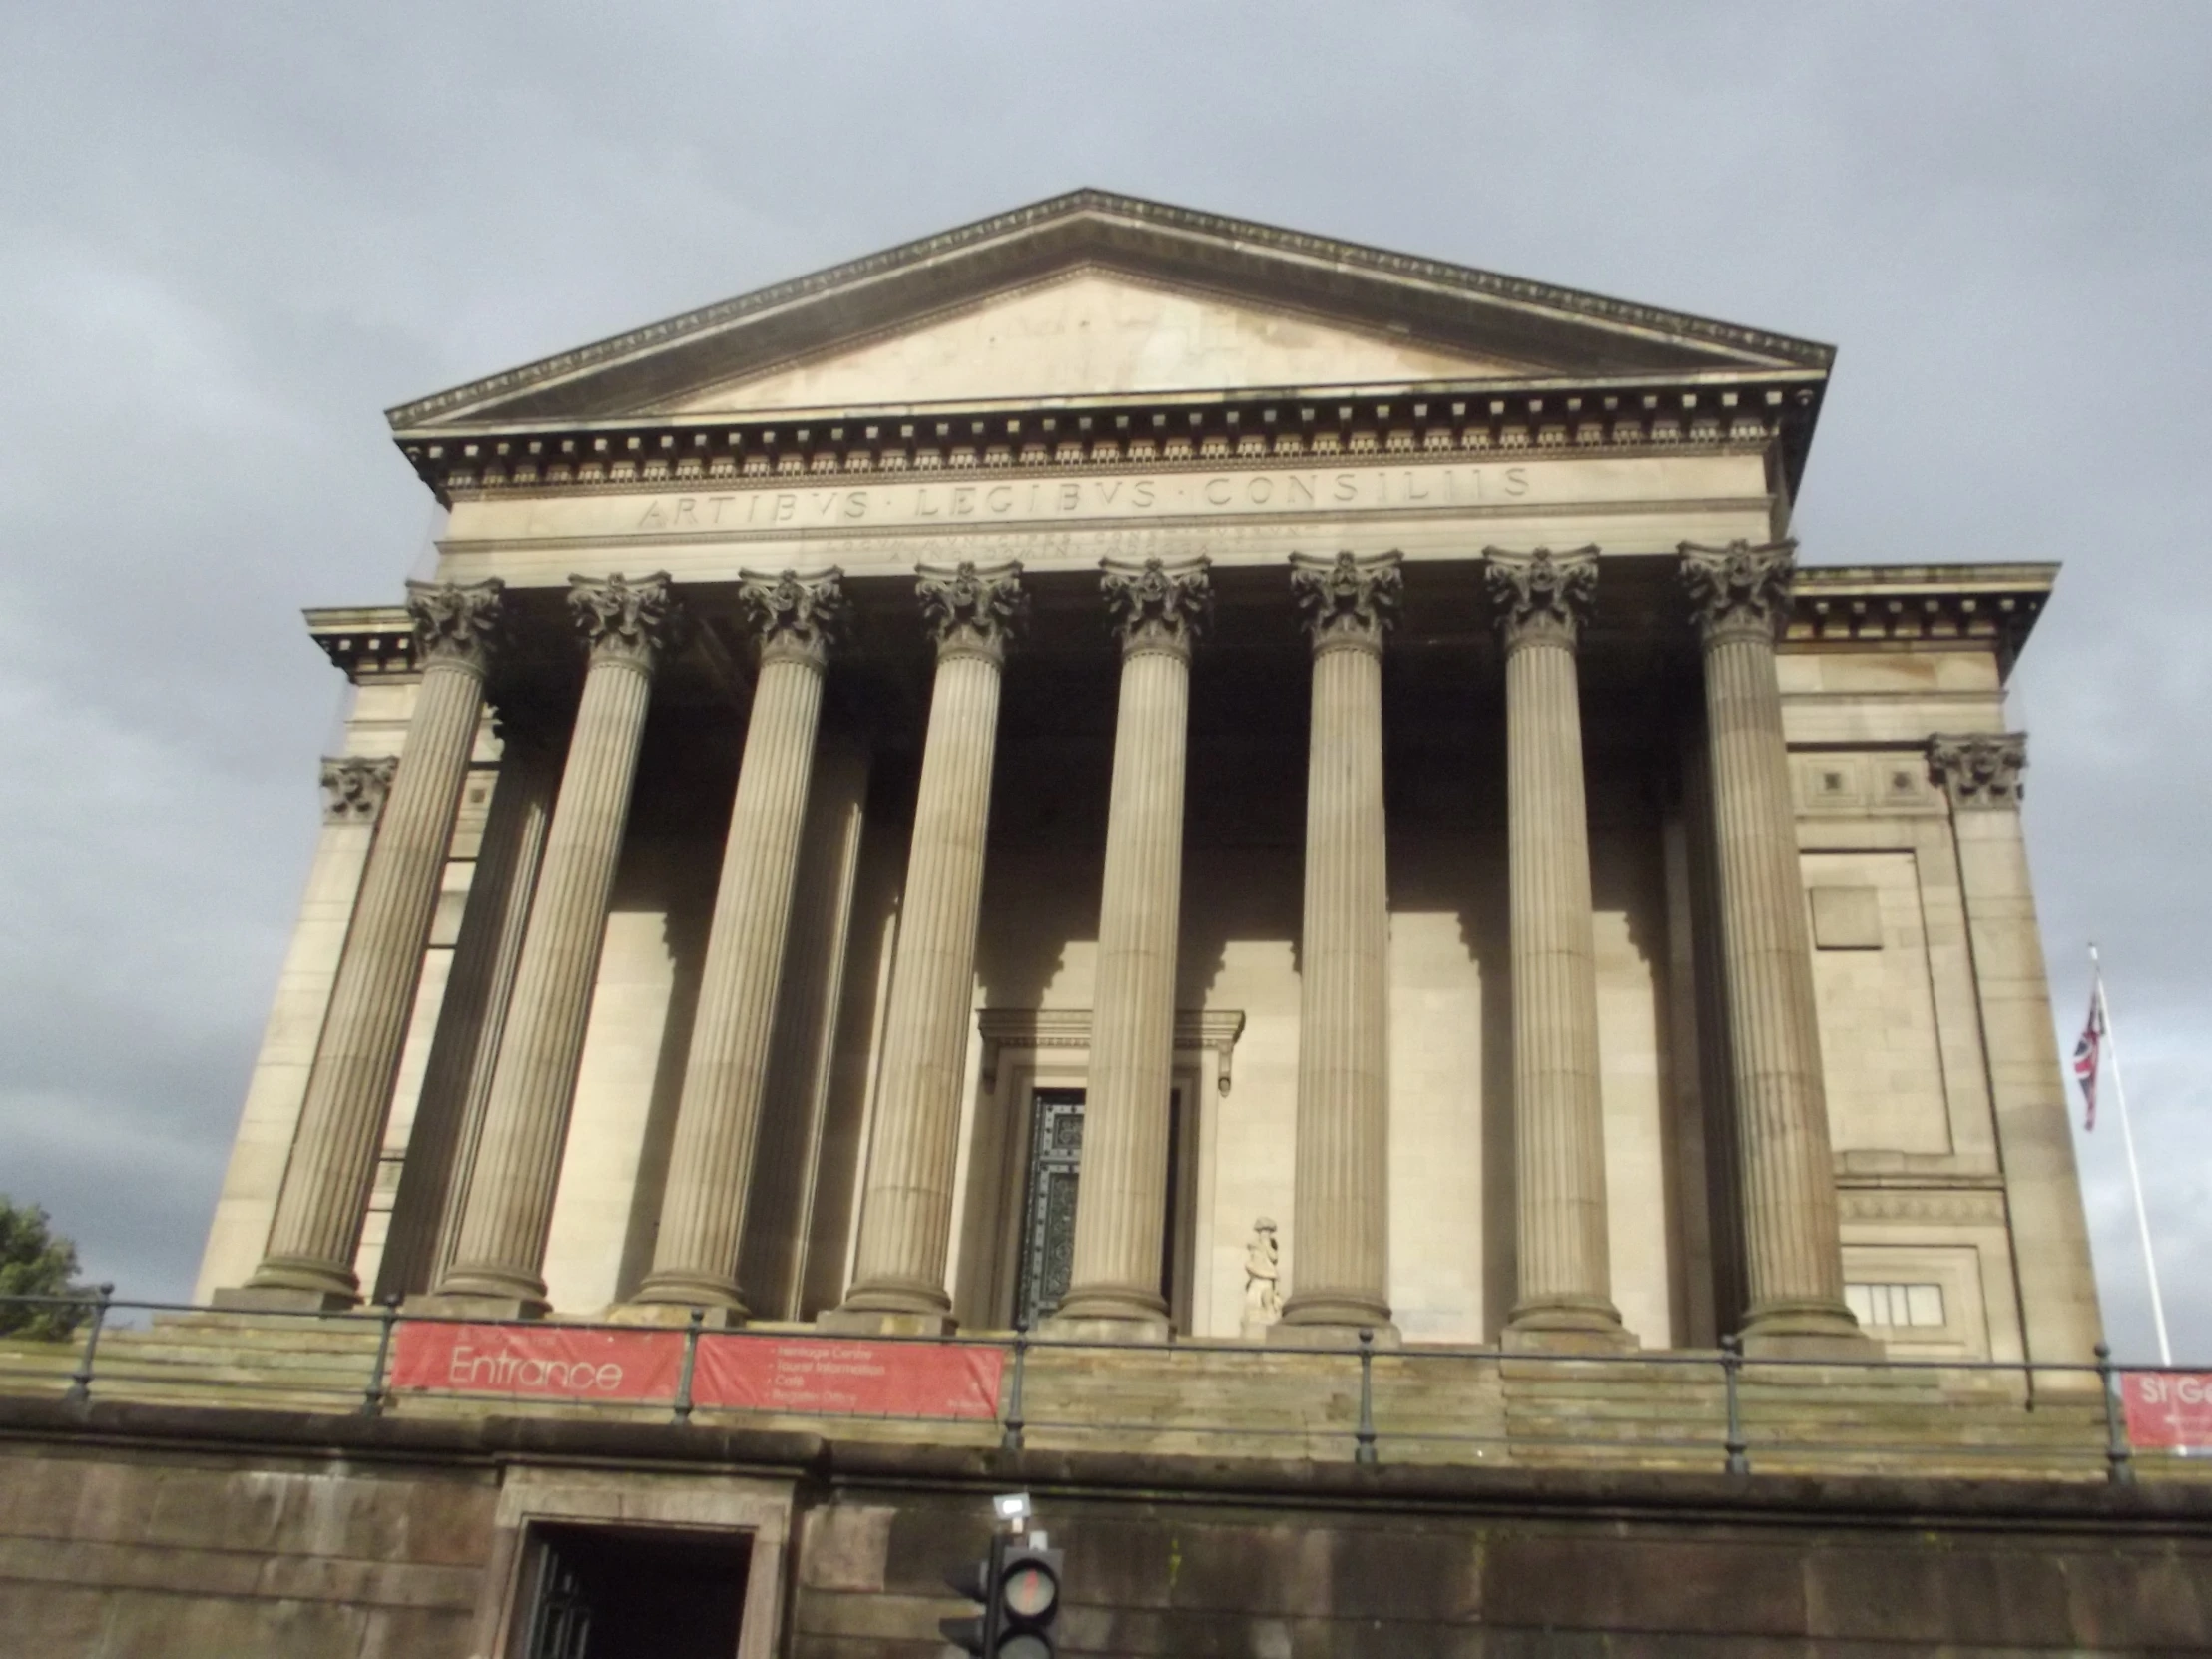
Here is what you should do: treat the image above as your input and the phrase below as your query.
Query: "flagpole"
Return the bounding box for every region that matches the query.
[2092,944,2173,1367]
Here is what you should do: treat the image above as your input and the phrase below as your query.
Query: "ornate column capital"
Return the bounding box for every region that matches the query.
[406,578,505,674]
[569,572,684,671]
[1484,545,1598,654]
[1291,550,1402,657]
[320,755,398,824]
[1928,732,2028,810]
[1681,539,1798,647]
[1103,556,1212,660]
[739,568,847,669]
[916,560,1026,664]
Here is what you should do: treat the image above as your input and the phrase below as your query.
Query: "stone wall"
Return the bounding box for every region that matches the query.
[3,1399,2208,1657]
[0,1424,495,1656]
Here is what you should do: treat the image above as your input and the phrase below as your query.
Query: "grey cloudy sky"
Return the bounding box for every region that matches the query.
[2,2,2205,1362]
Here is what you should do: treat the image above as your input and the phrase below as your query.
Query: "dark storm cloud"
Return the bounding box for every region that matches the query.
[2,2,2204,1358]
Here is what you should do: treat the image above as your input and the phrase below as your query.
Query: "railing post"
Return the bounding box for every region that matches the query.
[2096,1343,2136,1486]
[360,1296,400,1417]
[1721,1334,1750,1475]
[671,1308,704,1424]
[63,1284,114,1405]
[1000,1322,1028,1452]
[1355,1328,1379,1467]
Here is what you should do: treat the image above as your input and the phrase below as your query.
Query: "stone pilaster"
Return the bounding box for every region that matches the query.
[431,574,681,1317]
[372,713,562,1302]
[828,562,1026,1335]
[634,570,849,1320]
[222,579,503,1311]
[1277,550,1399,1340]
[1681,541,1871,1358]
[1929,733,2103,1389]
[1486,547,1632,1351]
[1050,557,1211,1340]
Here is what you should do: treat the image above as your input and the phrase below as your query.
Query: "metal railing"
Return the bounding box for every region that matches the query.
[0,1290,2199,1483]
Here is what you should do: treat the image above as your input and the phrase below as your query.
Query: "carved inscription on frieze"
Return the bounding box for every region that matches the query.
[622,466,1535,534]
[489,457,1689,542]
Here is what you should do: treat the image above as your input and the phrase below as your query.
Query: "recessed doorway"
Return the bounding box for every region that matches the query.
[521,1524,750,1659]
[1009,1082,1196,1330]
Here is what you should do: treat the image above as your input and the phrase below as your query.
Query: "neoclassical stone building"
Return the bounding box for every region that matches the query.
[198,191,2100,1370]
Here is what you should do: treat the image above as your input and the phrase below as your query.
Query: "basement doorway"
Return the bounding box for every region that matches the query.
[522,1524,751,1659]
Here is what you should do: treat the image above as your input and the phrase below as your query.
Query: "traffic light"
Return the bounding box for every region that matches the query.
[940,1533,1064,1656]
[996,1540,1063,1658]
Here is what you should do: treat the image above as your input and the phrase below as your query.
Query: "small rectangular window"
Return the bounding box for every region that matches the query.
[1845,1281,1946,1329]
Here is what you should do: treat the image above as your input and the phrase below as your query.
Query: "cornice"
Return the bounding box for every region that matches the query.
[304,606,417,683]
[1786,565,2054,673]
[401,373,1818,507]
[386,189,1832,433]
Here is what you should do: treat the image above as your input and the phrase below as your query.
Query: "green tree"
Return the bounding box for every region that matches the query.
[0,1197,91,1340]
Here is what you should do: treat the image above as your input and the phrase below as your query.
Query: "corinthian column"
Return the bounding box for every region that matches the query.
[223,580,503,1311]
[1682,541,1871,1358]
[827,562,1026,1335]
[1928,734,2102,1388]
[372,712,562,1302]
[633,570,848,1321]
[1277,551,1400,1340]
[1050,557,1211,1340]
[1486,548,1633,1351]
[431,574,681,1317]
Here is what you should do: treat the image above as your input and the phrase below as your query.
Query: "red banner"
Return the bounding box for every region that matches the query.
[2122,1372,2212,1450]
[694,1335,1003,1419]
[388,1322,1005,1420]
[391,1322,682,1401]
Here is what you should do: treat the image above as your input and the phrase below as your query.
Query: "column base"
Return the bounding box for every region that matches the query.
[1051,1282,1169,1328]
[816,1307,956,1337]
[605,1301,745,1330]
[1739,1300,1883,1363]
[820,1278,956,1337]
[624,1274,749,1327]
[1039,1312,1175,1345]
[1504,1297,1639,1354]
[1268,1319,1400,1350]
[419,1263,553,1321]
[408,1290,550,1322]
[213,1283,357,1315]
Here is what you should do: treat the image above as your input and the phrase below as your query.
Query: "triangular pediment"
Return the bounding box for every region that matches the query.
[672,269,1533,411]
[390,191,1832,431]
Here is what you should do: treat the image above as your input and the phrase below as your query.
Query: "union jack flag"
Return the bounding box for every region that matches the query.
[2073,983,2106,1131]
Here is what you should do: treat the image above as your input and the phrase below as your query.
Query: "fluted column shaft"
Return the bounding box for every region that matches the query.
[434,574,680,1316]
[637,570,847,1318]
[1053,558,1210,1335]
[1488,548,1629,1348]
[1683,541,1869,1357]
[373,717,561,1302]
[739,734,870,1321]
[229,579,504,1310]
[832,562,1024,1333]
[1279,551,1398,1336]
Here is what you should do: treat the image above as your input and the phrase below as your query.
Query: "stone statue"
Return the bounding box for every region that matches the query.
[1241,1218,1282,1338]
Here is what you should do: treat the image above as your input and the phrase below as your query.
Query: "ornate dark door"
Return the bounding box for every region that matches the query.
[524,1540,593,1659]
[1015,1088,1085,1328]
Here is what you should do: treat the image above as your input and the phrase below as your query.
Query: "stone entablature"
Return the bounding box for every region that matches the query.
[402,380,1810,503]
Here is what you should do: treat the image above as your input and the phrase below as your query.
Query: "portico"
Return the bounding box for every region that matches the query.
[201,192,2099,1375]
